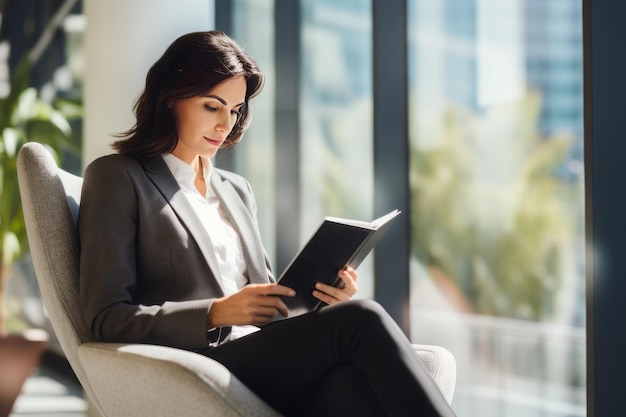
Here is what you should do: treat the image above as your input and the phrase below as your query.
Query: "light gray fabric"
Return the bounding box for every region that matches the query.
[17,142,456,417]
[412,344,456,404]
[78,342,280,417]
[17,142,106,415]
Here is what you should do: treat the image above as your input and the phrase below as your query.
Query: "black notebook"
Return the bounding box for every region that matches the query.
[274,209,401,320]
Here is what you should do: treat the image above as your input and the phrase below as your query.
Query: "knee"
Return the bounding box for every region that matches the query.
[324,300,400,352]
[348,298,386,314]
[331,299,389,324]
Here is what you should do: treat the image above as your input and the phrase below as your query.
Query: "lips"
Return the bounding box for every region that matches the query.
[204,136,223,146]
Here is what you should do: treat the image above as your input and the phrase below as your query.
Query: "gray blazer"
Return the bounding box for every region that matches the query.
[79,154,274,351]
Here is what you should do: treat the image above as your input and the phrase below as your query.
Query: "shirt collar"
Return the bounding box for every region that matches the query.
[162,153,212,188]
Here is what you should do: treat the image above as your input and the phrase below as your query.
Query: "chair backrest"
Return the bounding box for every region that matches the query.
[17,142,104,413]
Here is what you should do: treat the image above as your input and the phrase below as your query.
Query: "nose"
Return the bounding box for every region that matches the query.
[215,112,234,133]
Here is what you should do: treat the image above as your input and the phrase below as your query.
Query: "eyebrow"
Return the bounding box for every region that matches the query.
[204,94,245,107]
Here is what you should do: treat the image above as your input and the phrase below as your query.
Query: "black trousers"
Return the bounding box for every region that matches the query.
[204,299,456,417]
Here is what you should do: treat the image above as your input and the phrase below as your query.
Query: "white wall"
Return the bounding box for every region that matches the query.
[83,0,214,166]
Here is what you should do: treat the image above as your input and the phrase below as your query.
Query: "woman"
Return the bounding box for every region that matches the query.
[79,30,455,417]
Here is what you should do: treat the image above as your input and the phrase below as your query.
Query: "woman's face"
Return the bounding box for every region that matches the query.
[170,76,247,164]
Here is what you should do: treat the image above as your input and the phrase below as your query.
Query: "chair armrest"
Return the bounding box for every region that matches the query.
[413,344,456,404]
[78,342,282,417]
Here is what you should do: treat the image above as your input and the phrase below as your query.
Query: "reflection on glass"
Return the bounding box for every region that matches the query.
[230,0,277,264]
[408,1,585,416]
[300,0,374,299]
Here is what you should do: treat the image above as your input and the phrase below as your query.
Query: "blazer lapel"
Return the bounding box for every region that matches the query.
[141,156,227,294]
[210,171,271,284]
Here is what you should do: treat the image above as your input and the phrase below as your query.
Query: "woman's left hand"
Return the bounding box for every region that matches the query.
[312,266,358,305]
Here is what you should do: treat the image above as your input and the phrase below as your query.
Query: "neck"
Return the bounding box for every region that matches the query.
[194,157,207,197]
[191,156,202,173]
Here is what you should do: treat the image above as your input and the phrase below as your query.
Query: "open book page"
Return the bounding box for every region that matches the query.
[371,209,401,228]
[325,209,401,230]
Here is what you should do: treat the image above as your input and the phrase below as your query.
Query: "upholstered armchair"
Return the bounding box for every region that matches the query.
[17,142,456,417]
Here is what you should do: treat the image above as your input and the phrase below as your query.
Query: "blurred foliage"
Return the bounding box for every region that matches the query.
[410,91,581,321]
[0,59,81,335]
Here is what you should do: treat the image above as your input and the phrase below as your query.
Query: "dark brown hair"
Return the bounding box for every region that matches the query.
[113,31,264,157]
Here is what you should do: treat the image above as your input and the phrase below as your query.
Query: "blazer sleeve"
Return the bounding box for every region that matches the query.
[79,155,214,350]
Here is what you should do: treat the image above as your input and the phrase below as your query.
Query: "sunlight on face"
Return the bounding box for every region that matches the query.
[170,76,247,164]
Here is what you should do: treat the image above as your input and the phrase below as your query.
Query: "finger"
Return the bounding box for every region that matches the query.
[264,284,296,297]
[315,282,350,303]
[252,305,286,321]
[257,293,291,317]
[246,283,295,297]
[337,270,358,296]
[312,289,340,305]
[344,266,358,282]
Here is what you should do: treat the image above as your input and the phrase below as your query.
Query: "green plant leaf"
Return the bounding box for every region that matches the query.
[12,88,38,125]
[2,127,20,158]
[49,110,72,136]
[53,97,83,120]
[2,231,20,268]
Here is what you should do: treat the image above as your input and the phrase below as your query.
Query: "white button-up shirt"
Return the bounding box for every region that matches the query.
[162,153,259,340]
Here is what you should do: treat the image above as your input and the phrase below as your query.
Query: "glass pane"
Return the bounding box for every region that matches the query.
[300,0,375,299]
[408,1,585,416]
[230,0,277,264]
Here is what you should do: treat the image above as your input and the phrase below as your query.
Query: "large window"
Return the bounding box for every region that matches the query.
[407,1,585,416]
[223,1,585,415]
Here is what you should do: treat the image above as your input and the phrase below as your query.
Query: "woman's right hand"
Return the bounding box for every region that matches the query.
[207,284,296,328]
